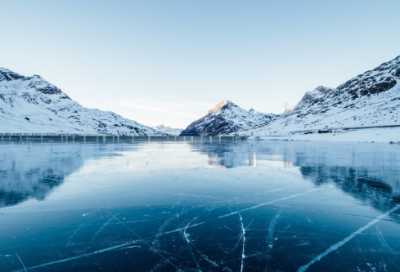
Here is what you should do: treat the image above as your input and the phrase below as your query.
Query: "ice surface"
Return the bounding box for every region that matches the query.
[1,138,400,271]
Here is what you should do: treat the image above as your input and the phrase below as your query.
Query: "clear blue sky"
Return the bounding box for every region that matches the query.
[1,0,399,128]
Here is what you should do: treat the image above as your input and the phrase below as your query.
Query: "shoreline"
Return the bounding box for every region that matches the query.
[248,127,400,143]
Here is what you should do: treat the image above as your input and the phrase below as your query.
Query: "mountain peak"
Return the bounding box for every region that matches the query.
[305,86,333,97]
[293,86,334,111]
[0,68,25,82]
[181,101,277,136]
[0,67,13,73]
[207,100,236,115]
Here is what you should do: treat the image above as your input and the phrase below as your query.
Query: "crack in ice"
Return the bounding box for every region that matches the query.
[91,214,117,244]
[178,215,202,272]
[12,241,138,272]
[219,187,324,218]
[16,254,27,272]
[268,208,281,250]
[297,204,400,272]
[184,216,219,268]
[239,213,246,272]
[92,199,183,272]
[376,226,396,255]
[265,208,282,272]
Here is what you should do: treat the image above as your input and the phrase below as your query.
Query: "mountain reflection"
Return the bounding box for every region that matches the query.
[300,165,400,215]
[207,152,257,168]
[3,139,400,220]
[289,143,400,216]
[0,141,125,208]
[192,141,400,216]
[0,170,64,208]
[190,141,262,168]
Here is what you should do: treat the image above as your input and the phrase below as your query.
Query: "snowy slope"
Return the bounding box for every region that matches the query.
[292,86,335,111]
[180,101,277,136]
[152,124,183,136]
[241,55,400,137]
[0,68,166,135]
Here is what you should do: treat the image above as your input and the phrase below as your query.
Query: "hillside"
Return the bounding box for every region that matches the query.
[180,101,277,136]
[239,55,400,138]
[152,124,183,136]
[0,68,165,135]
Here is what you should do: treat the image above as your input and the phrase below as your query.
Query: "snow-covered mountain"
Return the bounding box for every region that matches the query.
[0,68,166,135]
[180,100,277,136]
[152,124,183,136]
[241,54,400,137]
[292,86,335,111]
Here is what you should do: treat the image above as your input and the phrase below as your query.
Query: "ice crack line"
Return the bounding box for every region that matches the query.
[91,198,183,272]
[264,208,282,272]
[297,204,400,272]
[13,241,138,272]
[219,187,323,218]
[376,227,396,255]
[16,254,27,272]
[179,215,201,272]
[184,215,219,267]
[161,222,205,236]
[152,216,175,250]
[105,210,183,271]
[239,213,246,272]
[91,214,118,244]
[268,208,282,250]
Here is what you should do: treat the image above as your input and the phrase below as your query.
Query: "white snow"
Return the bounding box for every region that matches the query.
[180,100,277,135]
[232,55,400,142]
[152,124,183,135]
[2,54,399,140]
[0,68,165,136]
[249,127,400,143]
[210,101,275,130]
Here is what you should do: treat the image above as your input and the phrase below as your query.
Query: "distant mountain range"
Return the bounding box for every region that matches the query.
[152,124,183,136]
[180,101,277,136]
[234,54,400,137]
[0,68,166,135]
[2,54,399,137]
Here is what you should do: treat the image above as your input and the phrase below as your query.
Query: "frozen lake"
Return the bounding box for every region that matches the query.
[1,138,400,272]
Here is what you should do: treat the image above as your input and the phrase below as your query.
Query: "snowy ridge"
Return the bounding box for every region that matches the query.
[0,68,166,135]
[208,100,229,114]
[152,124,183,136]
[293,86,334,111]
[180,101,277,136]
[239,55,400,137]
